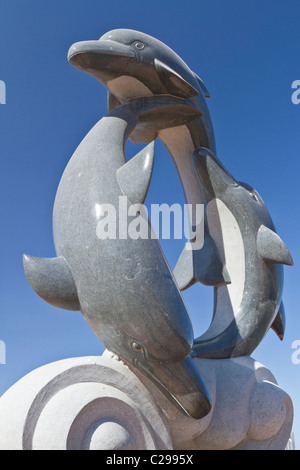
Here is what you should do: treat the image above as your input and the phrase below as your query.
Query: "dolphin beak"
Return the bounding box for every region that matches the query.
[193,147,238,199]
[138,355,212,419]
[68,40,135,72]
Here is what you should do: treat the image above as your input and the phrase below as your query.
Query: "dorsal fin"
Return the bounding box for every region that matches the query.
[271,301,286,340]
[257,225,293,266]
[116,142,155,205]
[154,59,199,98]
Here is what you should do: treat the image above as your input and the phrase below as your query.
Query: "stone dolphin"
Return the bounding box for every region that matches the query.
[66,29,292,358]
[23,99,212,419]
[176,147,293,359]
[67,28,215,151]
[68,28,229,289]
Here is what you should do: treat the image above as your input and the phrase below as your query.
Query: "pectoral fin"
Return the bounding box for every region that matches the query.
[155,59,199,98]
[271,302,286,340]
[257,225,293,266]
[23,254,80,311]
[174,228,231,290]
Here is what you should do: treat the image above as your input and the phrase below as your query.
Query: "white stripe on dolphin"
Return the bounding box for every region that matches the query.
[23,98,211,419]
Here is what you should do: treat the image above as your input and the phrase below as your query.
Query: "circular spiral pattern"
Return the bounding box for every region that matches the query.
[0,354,293,450]
[0,354,172,450]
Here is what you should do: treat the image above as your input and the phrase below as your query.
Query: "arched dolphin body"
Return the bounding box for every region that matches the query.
[23,98,211,419]
[185,148,293,358]
[67,29,293,357]
[68,28,229,289]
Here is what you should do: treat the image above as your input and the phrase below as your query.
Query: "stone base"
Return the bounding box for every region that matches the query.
[0,352,293,450]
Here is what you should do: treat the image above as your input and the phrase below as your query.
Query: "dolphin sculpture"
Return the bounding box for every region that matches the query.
[175,147,293,358]
[66,29,293,358]
[68,28,230,289]
[23,98,212,419]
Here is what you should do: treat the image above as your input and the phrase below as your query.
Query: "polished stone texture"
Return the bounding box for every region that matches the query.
[14,28,294,450]
[23,99,211,420]
[0,353,292,450]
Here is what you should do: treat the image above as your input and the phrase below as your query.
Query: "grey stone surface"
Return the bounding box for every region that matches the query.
[66,28,293,360]
[0,355,172,450]
[0,354,293,450]
[187,148,293,358]
[68,28,215,152]
[23,98,211,420]
[18,28,294,450]
[128,353,293,450]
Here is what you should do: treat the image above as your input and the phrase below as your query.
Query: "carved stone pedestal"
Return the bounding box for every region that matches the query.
[0,352,292,450]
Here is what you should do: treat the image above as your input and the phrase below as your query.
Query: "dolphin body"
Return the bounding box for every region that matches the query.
[23,98,212,419]
[183,148,293,358]
[67,29,293,357]
[68,28,230,290]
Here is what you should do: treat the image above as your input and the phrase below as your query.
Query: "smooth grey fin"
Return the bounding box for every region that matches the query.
[257,225,294,266]
[116,141,155,205]
[193,73,211,98]
[173,245,197,291]
[271,301,286,340]
[154,59,199,98]
[23,254,80,311]
[173,231,231,291]
[107,91,122,112]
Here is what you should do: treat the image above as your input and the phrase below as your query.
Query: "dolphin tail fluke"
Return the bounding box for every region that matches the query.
[117,141,155,205]
[23,254,80,311]
[173,230,231,291]
[271,302,286,340]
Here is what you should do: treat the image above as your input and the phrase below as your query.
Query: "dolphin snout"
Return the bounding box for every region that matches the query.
[193,147,238,198]
[138,355,211,419]
[68,40,135,68]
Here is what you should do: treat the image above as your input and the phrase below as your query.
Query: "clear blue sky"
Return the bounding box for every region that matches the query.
[1,0,300,448]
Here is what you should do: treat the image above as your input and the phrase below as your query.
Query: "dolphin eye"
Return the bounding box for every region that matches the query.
[239,182,260,203]
[131,341,143,352]
[133,41,145,50]
[250,192,259,202]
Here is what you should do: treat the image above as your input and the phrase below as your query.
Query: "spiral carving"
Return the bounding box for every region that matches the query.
[0,353,293,450]
[0,354,172,450]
